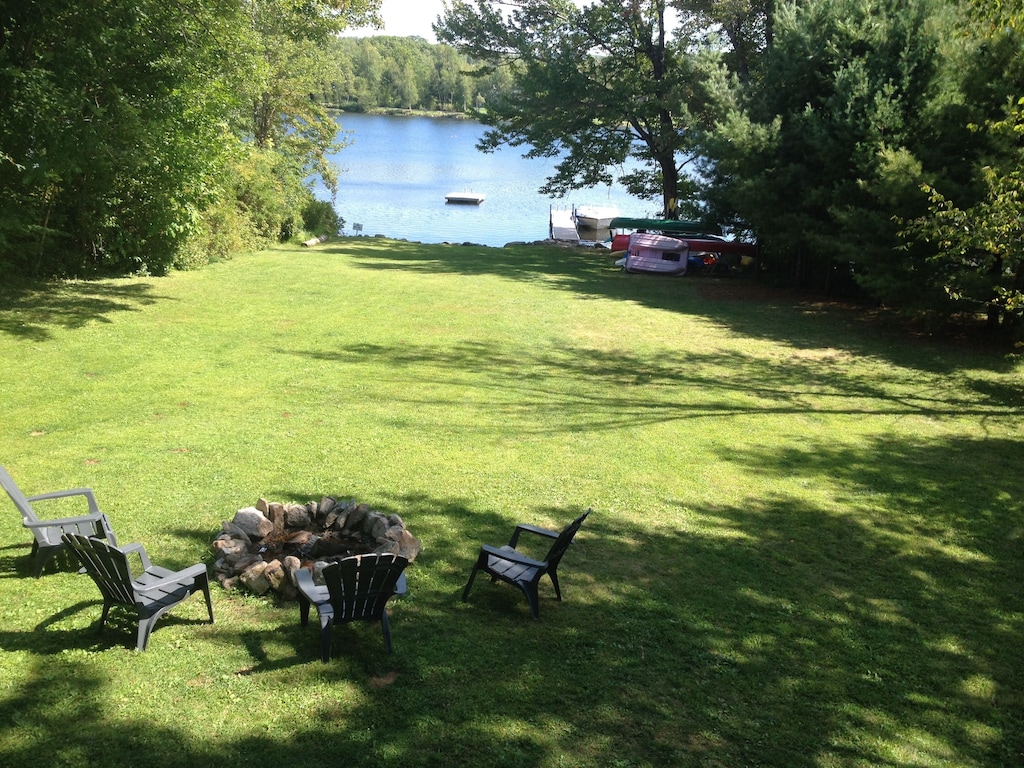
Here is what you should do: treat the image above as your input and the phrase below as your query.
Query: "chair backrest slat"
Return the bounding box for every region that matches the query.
[544,509,590,567]
[323,553,408,622]
[63,534,136,605]
[0,466,41,526]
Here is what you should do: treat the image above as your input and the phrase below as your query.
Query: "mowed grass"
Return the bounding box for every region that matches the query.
[0,239,1022,768]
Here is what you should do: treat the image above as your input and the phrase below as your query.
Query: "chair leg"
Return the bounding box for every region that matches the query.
[33,544,60,578]
[298,594,311,626]
[461,564,480,602]
[548,569,562,601]
[520,583,540,620]
[137,615,158,652]
[198,577,215,623]
[318,614,333,663]
[380,611,393,655]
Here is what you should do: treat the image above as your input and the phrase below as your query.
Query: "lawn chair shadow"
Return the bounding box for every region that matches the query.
[0,601,122,655]
[0,543,34,578]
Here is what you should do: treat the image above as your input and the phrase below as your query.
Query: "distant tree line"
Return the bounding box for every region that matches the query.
[320,36,513,113]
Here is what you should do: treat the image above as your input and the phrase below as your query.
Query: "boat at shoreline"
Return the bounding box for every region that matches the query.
[614,229,759,276]
[574,205,619,229]
[608,216,717,235]
[445,191,486,204]
[621,232,690,274]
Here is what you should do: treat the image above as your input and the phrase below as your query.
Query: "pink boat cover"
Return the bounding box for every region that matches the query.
[625,232,689,274]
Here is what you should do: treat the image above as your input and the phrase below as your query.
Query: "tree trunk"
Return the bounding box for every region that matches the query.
[253,93,273,149]
[986,253,1005,331]
[658,143,680,219]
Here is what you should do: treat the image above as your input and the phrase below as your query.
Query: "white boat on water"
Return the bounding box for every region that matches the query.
[574,205,619,229]
[445,191,486,204]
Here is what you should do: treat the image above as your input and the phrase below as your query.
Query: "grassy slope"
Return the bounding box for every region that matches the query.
[0,239,1022,767]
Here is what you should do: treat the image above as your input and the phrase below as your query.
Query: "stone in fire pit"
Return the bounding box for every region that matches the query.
[211,496,421,601]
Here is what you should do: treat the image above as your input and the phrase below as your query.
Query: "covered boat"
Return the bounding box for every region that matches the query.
[608,216,719,236]
[683,236,758,261]
[619,232,759,275]
[622,232,690,274]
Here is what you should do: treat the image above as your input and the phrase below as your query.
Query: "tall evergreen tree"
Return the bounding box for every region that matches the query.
[901,2,1024,331]
[699,0,959,297]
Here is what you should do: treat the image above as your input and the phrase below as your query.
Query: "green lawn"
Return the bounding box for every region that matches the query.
[1,239,1022,767]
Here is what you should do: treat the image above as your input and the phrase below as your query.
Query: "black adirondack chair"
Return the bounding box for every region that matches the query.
[1,465,118,577]
[462,509,590,619]
[295,553,409,662]
[61,533,214,651]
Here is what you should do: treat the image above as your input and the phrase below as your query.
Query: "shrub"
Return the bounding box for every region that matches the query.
[301,199,343,236]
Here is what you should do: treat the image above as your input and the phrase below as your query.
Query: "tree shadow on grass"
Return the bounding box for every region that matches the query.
[0,280,166,341]
[277,337,1024,430]
[215,436,1021,765]
[0,594,214,655]
[0,436,1021,766]
[243,453,996,766]
[676,432,1024,765]
[329,238,1023,376]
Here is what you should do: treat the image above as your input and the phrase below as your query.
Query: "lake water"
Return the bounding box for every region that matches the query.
[319,113,654,247]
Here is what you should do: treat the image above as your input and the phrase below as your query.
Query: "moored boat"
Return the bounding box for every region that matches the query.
[574,205,619,229]
[445,191,486,204]
[617,231,759,276]
[608,216,716,236]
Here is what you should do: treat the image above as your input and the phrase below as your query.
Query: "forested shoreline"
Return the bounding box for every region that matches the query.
[3,1,1024,337]
[321,36,511,114]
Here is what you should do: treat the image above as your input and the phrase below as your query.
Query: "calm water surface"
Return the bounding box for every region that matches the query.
[320,113,653,247]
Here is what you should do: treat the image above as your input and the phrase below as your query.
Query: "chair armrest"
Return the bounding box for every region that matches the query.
[120,542,153,570]
[134,563,208,594]
[27,488,101,516]
[481,544,547,569]
[294,567,329,604]
[23,512,105,529]
[508,523,558,548]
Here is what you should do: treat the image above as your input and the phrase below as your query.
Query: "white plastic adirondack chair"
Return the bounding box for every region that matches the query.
[0,465,118,577]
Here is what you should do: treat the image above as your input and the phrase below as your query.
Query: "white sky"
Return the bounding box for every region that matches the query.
[344,0,447,42]
[344,1,678,43]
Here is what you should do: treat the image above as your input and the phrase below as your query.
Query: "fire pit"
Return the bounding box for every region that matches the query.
[211,496,421,600]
